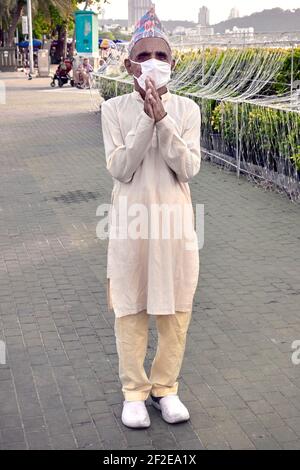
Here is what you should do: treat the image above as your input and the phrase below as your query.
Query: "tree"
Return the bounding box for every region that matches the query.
[32,10,51,39]
[1,0,110,53]
[1,0,73,46]
[71,1,109,57]
[0,1,26,46]
[99,31,115,40]
[78,0,109,13]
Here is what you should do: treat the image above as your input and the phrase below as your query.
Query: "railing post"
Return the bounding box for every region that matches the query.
[201,46,205,86]
[236,102,240,178]
[290,43,294,99]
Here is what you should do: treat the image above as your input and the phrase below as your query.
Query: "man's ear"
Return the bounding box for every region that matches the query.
[124,58,132,75]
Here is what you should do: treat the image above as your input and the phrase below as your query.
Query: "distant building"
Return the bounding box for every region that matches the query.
[128,0,154,30]
[98,18,129,30]
[184,27,198,36]
[173,25,214,37]
[198,6,210,26]
[197,25,214,36]
[101,23,124,32]
[173,26,186,36]
[225,26,254,38]
[229,7,240,19]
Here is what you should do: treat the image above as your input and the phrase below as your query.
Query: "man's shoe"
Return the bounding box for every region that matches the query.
[151,394,190,424]
[121,400,151,428]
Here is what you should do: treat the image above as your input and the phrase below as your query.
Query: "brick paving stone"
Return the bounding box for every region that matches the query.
[50,433,78,450]
[282,441,300,450]
[0,427,26,445]
[269,425,299,444]
[284,417,300,437]
[179,439,205,450]
[72,422,102,450]
[151,434,179,450]
[0,72,300,449]
[195,427,230,449]
[25,430,52,450]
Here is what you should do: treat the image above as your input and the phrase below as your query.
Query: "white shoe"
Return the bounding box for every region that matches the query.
[151,394,190,424]
[121,400,151,428]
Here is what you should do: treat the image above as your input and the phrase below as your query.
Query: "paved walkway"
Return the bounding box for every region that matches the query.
[0,72,300,450]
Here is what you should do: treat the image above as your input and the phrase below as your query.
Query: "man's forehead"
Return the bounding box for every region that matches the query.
[131,38,170,55]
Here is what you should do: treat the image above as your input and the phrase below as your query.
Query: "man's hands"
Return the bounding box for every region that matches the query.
[143,78,167,122]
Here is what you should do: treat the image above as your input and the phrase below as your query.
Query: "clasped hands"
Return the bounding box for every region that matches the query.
[144,77,167,122]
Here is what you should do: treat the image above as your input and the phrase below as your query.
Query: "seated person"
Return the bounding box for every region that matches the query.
[74,58,94,89]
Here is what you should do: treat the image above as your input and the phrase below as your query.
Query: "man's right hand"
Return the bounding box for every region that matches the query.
[144,78,155,119]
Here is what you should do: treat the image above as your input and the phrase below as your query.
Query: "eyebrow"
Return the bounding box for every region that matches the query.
[135,50,169,60]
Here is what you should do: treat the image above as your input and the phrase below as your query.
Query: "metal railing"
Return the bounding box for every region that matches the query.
[0,47,17,72]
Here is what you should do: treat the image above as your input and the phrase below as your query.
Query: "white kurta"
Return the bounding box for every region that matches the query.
[101,88,201,318]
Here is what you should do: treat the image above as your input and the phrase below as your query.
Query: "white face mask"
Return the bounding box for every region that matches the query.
[130,58,171,91]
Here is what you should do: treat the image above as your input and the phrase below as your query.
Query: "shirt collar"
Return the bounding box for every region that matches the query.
[132,88,172,103]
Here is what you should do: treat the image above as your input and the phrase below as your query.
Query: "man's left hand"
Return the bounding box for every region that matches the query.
[145,78,167,123]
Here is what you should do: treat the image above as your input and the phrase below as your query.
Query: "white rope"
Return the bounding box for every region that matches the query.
[91,42,300,200]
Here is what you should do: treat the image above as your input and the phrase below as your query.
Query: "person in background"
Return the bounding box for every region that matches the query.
[97,58,108,74]
[82,57,93,88]
[74,57,94,89]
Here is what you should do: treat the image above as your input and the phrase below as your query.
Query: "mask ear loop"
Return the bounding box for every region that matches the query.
[128,59,141,81]
[129,59,141,65]
[129,59,142,77]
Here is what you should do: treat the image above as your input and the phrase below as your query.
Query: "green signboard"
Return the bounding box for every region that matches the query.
[75,10,98,55]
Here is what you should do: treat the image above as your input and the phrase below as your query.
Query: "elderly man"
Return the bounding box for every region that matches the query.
[101,6,201,429]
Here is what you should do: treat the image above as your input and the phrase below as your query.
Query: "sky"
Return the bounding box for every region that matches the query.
[101,0,300,24]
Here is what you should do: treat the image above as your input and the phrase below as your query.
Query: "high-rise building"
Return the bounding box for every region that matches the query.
[128,0,154,30]
[198,6,210,27]
[229,7,240,19]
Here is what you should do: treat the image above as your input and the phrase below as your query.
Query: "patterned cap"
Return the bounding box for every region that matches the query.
[128,5,171,56]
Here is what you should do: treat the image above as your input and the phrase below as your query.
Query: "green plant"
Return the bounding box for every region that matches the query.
[291,148,300,170]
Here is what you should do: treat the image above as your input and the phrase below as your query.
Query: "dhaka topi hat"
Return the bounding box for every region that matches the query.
[128,5,171,56]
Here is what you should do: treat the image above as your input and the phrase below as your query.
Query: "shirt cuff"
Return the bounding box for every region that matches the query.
[155,113,176,131]
[141,110,156,125]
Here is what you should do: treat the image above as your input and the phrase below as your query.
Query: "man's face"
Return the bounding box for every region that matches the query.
[124,37,175,96]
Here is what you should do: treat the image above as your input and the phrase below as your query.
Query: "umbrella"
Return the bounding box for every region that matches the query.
[18,39,42,48]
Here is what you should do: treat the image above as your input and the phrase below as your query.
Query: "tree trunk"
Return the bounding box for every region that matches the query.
[7,2,24,47]
[56,25,64,61]
[70,24,76,57]
[63,22,68,59]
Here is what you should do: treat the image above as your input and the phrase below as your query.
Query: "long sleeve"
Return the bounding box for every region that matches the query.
[155,100,201,183]
[101,100,155,183]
